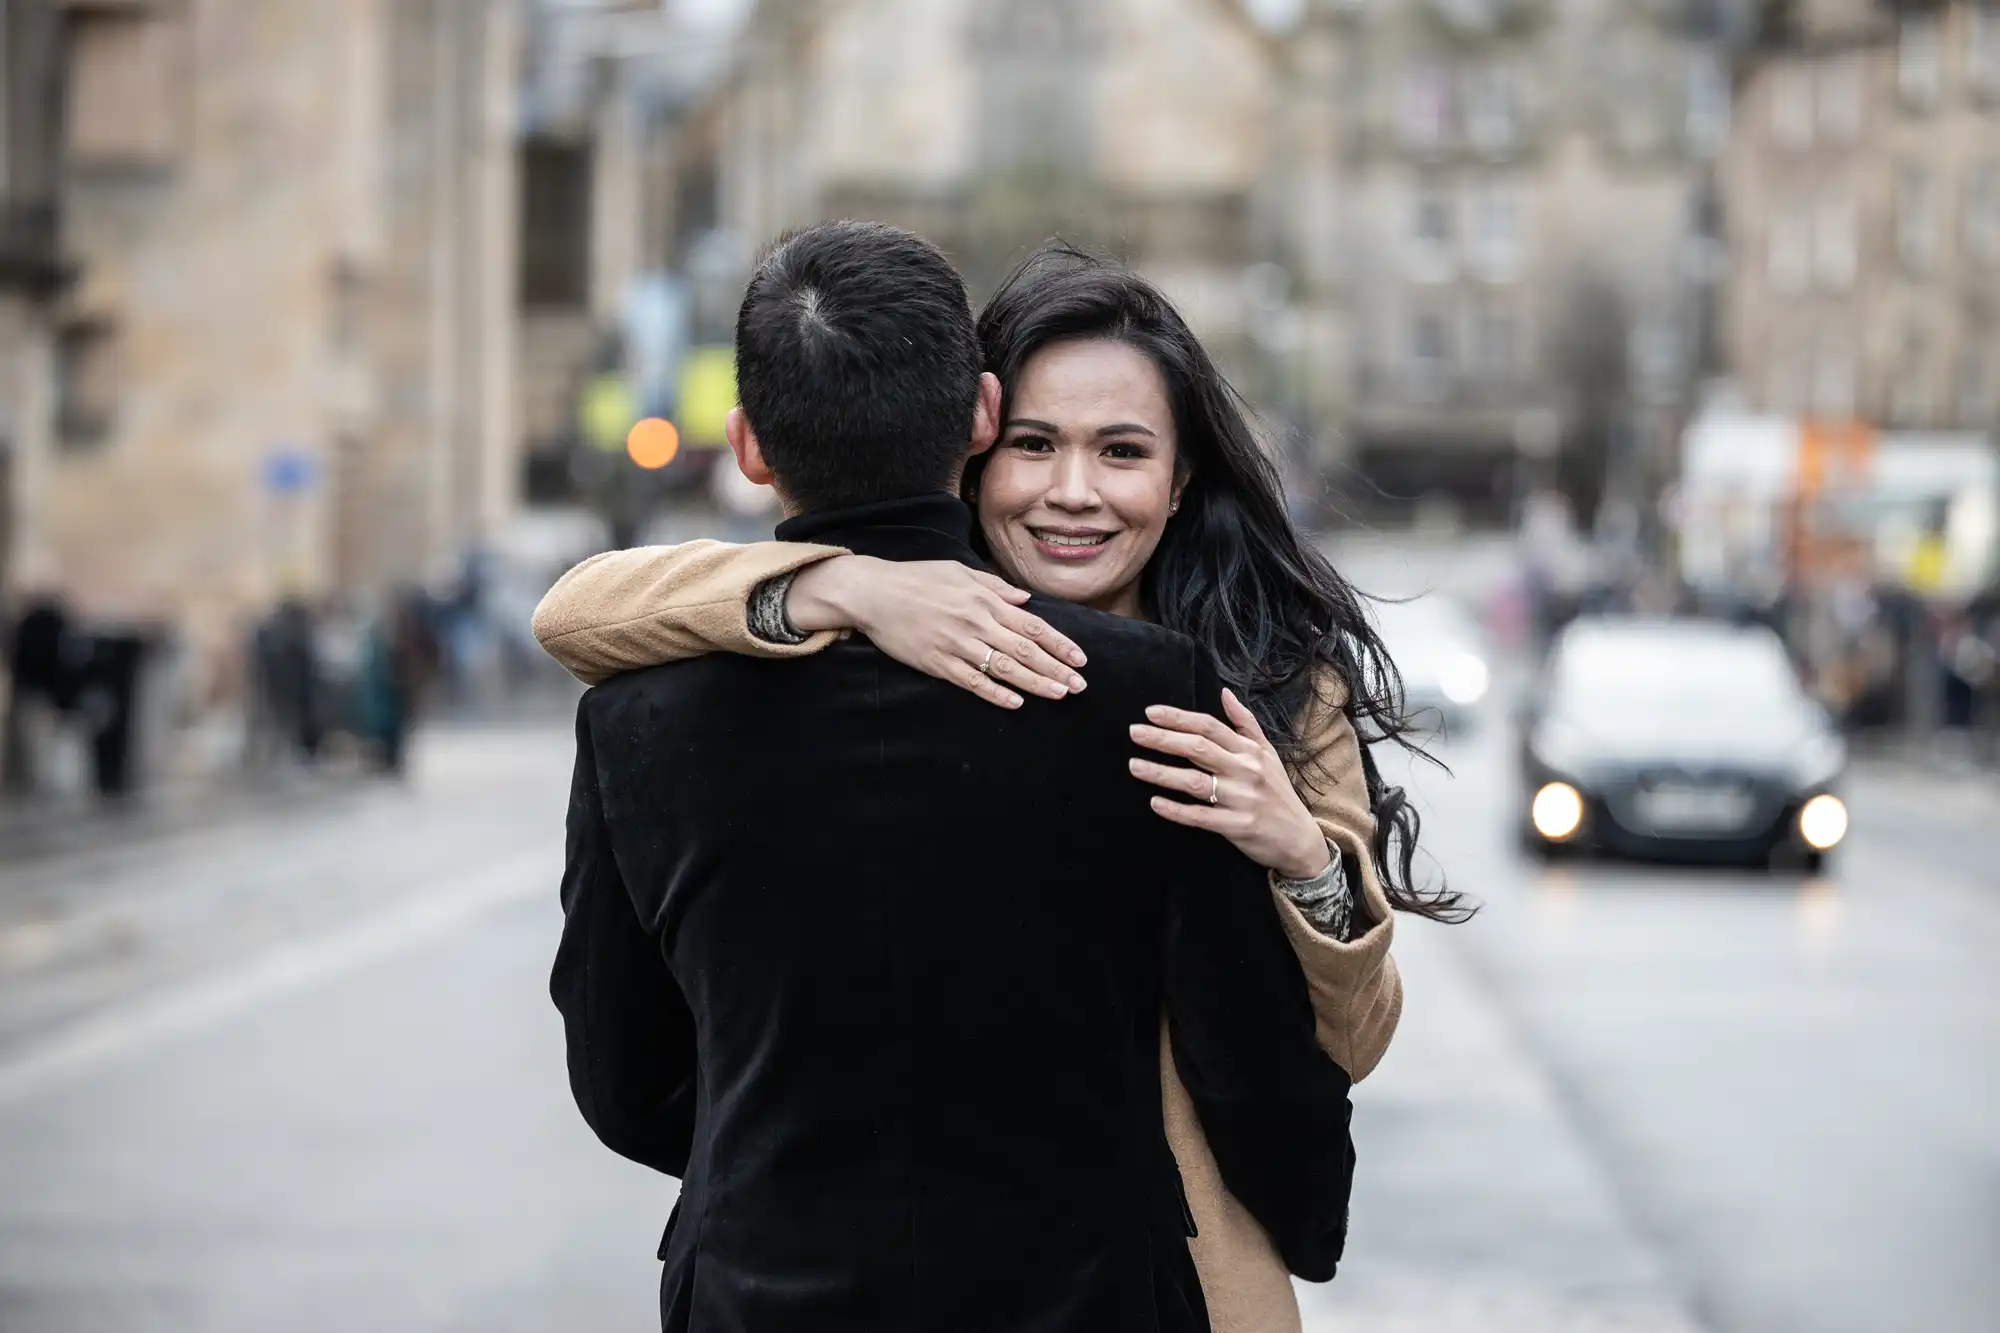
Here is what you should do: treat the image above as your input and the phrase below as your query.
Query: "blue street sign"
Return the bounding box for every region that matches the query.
[262,448,318,495]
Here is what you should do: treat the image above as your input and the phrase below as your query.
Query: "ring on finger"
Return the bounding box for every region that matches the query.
[979,646,996,676]
[1208,773,1219,806]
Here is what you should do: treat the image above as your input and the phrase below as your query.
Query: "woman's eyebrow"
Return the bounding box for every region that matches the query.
[1004,417,1158,439]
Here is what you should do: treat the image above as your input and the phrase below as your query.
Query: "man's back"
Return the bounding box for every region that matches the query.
[554,504,1353,1332]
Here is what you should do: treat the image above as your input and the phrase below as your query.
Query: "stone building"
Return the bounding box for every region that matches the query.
[0,0,69,597]
[1279,0,1744,521]
[12,0,517,678]
[1722,0,2000,431]
[703,0,1279,375]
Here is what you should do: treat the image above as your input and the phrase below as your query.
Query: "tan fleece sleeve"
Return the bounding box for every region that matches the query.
[1269,670,1403,1082]
[531,540,850,686]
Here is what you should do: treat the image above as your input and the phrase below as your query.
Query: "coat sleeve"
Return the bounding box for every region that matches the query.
[1163,654,1357,1284]
[1269,672,1403,1082]
[550,698,699,1177]
[531,540,850,685]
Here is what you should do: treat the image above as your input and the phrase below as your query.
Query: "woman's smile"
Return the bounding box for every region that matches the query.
[1028,525,1120,559]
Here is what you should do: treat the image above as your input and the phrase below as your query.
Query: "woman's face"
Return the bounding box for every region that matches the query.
[976,339,1181,620]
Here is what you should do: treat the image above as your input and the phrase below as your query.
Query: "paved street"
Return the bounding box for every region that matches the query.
[0,698,1995,1332]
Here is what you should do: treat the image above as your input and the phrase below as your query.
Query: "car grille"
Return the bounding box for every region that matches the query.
[1601,769,1787,842]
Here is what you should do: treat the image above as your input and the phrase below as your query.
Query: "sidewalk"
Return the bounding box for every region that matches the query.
[1299,918,1704,1333]
[0,755,373,871]
[0,686,581,871]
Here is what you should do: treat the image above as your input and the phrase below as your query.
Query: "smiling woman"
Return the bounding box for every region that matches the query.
[978,339,1184,619]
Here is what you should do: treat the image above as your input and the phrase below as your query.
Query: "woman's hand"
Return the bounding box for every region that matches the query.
[787,555,1088,709]
[1128,689,1331,880]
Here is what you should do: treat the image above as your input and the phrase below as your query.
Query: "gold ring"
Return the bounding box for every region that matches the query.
[1208,774,1219,806]
[980,647,995,675]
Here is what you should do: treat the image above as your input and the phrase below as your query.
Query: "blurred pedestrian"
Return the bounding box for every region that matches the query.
[542,234,1460,1332]
[356,589,438,776]
[74,627,149,798]
[1938,608,1992,736]
[3,593,80,795]
[251,597,323,764]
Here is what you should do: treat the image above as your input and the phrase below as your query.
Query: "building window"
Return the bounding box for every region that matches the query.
[1958,347,1995,424]
[55,318,119,451]
[1469,183,1520,277]
[1614,95,1664,157]
[1817,54,1865,144]
[1431,0,1503,33]
[67,5,186,170]
[1814,196,1858,291]
[1970,3,2000,103]
[1408,310,1452,398]
[1473,301,1517,381]
[1968,164,2000,266]
[1897,166,1939,275]
[1408,183,1454,278]
[1771,63,1813,149]
[519,138,592,309]
[1402,64,1451,153]
[1891,329,1934,425]
[1812,335,1855,420]
[1686,52,1730,156]
[1898,11,1943,111]
[1891,375,1933,427]
[1464,64,1521,156]
[1608,59,1664,156]
[1768,209,1812,294]
[1769,346,1808,415]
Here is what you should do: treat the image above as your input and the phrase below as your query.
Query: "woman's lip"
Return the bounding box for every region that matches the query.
[1028,530,1117,561]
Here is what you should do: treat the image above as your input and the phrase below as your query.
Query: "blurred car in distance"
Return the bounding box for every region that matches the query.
[1372,595,1492,738]
[1519,617,1848,870]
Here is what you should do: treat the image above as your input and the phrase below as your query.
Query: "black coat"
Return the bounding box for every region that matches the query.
[553,495,1355,1333]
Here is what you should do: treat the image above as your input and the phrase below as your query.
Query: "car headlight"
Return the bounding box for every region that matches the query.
[1798,793,1848,851]
[1439,651,1490,706]
[1532,782,1585,840]
[1788,733,1846,790]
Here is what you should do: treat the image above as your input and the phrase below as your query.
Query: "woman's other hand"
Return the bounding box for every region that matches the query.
[787,555,1088,709]
[1128,689,1332,880]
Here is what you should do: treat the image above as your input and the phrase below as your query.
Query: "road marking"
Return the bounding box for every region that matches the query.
[0,850,554,1107]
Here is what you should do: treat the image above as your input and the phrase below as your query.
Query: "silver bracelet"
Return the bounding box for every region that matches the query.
[1274,842,1354,942]
[747,572,810,646]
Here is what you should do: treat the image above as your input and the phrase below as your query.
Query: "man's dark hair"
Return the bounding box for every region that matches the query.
[735,221,981,511]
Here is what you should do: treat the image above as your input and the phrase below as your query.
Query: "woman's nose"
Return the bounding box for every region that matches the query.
[1046,453,1098,510]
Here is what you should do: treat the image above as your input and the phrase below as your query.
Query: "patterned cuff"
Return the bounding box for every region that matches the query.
[1274,843,1354,942]
[747,572,810,646]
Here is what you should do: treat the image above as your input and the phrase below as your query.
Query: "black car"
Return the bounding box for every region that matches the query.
[1519,617,1849,870]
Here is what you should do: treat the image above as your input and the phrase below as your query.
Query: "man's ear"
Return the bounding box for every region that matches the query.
[967,372,1003,458]
[726,407,776,486]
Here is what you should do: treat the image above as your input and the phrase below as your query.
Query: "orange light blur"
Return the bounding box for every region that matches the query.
[626,418,680,470]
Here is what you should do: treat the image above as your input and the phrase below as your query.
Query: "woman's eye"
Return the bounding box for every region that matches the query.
[1103,442,1149,461]
[1009,436,1054,455]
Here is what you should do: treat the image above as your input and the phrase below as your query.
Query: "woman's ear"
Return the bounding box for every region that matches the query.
[967,372,1003,458]
[726,407,776,486]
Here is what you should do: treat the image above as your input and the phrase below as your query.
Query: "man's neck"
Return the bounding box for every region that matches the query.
[773,494,979,563]
[774,486,960,524]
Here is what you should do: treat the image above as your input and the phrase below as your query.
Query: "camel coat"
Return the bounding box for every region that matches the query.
[533,541,1403,1333]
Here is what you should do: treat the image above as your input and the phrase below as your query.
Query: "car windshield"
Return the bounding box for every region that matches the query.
[1548,623,1806,726]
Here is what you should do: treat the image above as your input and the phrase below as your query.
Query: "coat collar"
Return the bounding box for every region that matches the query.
[775,494,985,568]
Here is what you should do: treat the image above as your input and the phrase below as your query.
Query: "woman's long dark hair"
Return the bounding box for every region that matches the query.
[968,243,1472,923]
